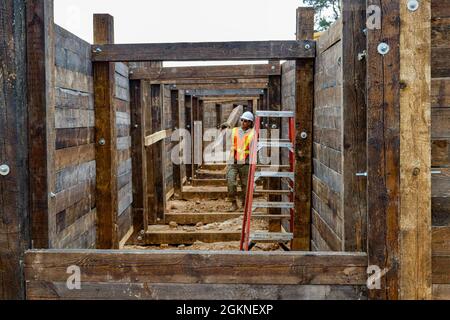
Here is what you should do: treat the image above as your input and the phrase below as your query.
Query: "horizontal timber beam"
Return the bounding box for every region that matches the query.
[166,82,268,90]
[25,250,367,286]
[131,64,281,80]
[92,40,316,62]
[187,89,265,97]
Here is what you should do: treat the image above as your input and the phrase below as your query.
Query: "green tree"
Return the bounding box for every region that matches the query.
[303,0,341,31]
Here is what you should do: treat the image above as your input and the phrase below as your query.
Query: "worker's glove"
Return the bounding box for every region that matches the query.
[220,122,231,130]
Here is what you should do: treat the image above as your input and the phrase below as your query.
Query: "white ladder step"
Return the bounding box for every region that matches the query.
[252,214,291,219]
[255,171,295,181]
[256,111,295,118]
[258,141,293,151]
[252,202,294,210]
[250,232,294,242]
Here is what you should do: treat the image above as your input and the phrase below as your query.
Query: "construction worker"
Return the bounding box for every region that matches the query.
[227,111,255,212]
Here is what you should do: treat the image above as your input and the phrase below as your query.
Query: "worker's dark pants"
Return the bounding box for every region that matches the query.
[227,164,250,204]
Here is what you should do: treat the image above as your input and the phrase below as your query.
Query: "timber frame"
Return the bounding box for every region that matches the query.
[0,0,437,300]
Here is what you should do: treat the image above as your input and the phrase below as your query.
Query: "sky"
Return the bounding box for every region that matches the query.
[54,0,307,67]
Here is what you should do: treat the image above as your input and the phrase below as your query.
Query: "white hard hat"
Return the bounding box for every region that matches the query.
[241,111,255,123]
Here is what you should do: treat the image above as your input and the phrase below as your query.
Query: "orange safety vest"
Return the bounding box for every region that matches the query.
[232,127,255,162]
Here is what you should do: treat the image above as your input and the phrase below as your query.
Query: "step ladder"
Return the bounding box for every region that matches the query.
[240,110,296,251]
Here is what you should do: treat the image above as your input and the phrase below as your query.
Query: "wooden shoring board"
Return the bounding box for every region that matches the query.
[27,0,56,248]
[91,40,316,62]
[24,250,368,286]
[130,64,281,80]
[93,14,119,249]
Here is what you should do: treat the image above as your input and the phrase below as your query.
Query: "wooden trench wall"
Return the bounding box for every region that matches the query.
[0,0,446,300]
[51,25,134,249]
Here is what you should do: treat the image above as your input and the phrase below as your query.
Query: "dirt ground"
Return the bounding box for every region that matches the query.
[125,197,285,251]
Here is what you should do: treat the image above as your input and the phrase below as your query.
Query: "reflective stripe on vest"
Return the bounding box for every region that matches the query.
[232,127,255,162]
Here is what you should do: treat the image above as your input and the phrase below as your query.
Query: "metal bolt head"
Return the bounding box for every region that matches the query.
[140,230,145,235]
[377,42,390,55]
[0,164,10,176]
[271,66,276,70]
[98,138,106,146]
[93,47,102,53]
[49,192,57,198]
[305,43,311,50]
[137,236,143,241]
[407,0,419,12]
[300,132,308,139]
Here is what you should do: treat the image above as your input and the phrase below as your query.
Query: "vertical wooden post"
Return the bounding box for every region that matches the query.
[27,0,56,249]
[341,0,367,252]
[93,14,119,249]
[399,0,431,300]
[171,90,182,196]
[216,104,222,128]
[130,80,148,235]
[292,7,314,250]
[185,95,193,182]
[149,84,166,223]
[366,0,400,300]
[0,0,28,300]
[296,7,315,40]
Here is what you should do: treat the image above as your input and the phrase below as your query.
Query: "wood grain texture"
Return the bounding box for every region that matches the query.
[93,14,119,249]
[0,0,28,300]
[296,7,315,40]
[366,0,401,300]
[130,80,148,234]
[131,64,281,80]
[341,0,367,252]
[293,59,314,250]
[27,0,56,249]
[24,250,368,286]
[91,41,316,62]
[26,282,367,300]
[399,0,432,300]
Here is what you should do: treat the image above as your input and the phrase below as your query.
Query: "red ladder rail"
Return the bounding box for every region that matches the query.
[239,116,260,251]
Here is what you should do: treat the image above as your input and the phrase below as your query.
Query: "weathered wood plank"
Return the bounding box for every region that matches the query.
[93,14,118,249]
[165,213,243,225]
[399,0,432,300]
[130,64,281,80]
[55,144,95,171]
[139,230,242,245]
[0,0,28,299]
[26,282,367,300]
[292,58,314,250]
[24,250,368,285]
[341,0,367,252]
[433,284,450,300]
[55,127,95,149]
[91,41,316,62]
[27,0,56,248]
[312,209,342,251]
[130,80,148,234]
[366,0,401,300]
[432,226,450,256]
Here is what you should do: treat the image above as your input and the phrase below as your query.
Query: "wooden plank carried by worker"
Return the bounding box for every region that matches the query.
[130,64,281,80]
[27,0,56,248]
[93,14,119,249]
[292,7,314,251]
[91,40,316,62]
